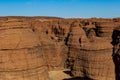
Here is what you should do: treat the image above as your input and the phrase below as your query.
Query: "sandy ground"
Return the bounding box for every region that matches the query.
[48,69,71,80]
[48,69,91,80]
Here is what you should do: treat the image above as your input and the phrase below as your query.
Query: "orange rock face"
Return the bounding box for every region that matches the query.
[72,42,115,80]
[0,17,120,80]
[32,20,69,70]
[0,19,50,80]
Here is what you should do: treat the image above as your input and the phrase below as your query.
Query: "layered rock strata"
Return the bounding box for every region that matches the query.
[72,42,115,80]
[66,22,89,69]
[32,21,69,70]
[0,21,50,80]
[0,17,120,80]
[96,22,115,37]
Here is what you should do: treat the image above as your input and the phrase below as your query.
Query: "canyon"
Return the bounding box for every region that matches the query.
[0,16,120,80]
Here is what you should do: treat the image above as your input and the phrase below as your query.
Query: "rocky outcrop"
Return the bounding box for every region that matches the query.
[65,20,115,80]
[0,20,50,80]
[66,21,89,69]
[72,42,115,80]
[95,22,115,37]
[32,20,69,70]
[0,17,120,80]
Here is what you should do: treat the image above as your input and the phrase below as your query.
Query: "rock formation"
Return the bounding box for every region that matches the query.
[72,42,115,80]
[32,20,69,70]
[66,21,89,69]
[95,22,115,38]
[0,19,50,80]
[0,16,120,80]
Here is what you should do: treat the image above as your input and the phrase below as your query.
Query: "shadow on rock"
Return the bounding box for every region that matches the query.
[63,77,93,80]
[63,70,93,80]
[111,27,120,80]
[63,70,73,76]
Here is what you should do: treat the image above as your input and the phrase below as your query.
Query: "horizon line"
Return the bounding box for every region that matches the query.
[0,16,120,19]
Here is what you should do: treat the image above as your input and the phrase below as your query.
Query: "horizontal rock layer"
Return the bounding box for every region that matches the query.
[0,17,120,80]
[72,48,115,80]
[0,25,50,80]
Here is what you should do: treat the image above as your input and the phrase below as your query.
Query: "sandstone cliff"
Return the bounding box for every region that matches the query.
[0,16,120,80]
[0,18,50,80]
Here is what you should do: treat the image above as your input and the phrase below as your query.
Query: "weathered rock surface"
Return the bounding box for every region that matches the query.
[72,42,115,80]
[0,20,50,80]
[0,17,120,80]
[66,21,89,69]
[32,20,69,70]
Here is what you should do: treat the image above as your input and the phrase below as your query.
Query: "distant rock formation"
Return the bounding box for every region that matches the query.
[32,20,69,70]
